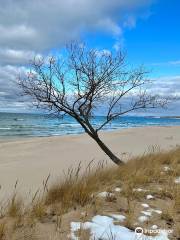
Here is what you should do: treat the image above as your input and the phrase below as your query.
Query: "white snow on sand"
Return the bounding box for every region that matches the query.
[114,187,121,192]
[175,177,180,184]
[97,192,114,198]
[146,194,154,200]
[141,203,150,208]
[133,188,149,192]
[153,209,162,214]
[71,215,169,240]
[151,225,158,230]
[141,205,162,216]
[141,211,152,216]
[138,215,149,222]
[163,166,171,172]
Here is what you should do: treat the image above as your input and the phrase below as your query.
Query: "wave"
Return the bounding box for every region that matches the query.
[58,123,80,127]
[0,113,180,139]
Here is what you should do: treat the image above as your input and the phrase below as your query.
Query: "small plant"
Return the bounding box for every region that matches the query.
[12,214,25,230]
[172,183,180,213]
[74,227,91,240]
[124,195,136,230]
[174,224,180,239]
[31,200,46,221]
[7,194,23,218]
[161,208,174,225]
[105,192,117,202]
[45,163,99,212]
[55,215,63,233]
[0,222,6,240]
[16,227,37,240]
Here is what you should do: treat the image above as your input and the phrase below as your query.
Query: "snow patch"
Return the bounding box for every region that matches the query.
[114,187,121,192]
[141,203,149,208]
[141,208,162,216]
[133,188,148,192]
[153,209,162,214]
[151,225,158,230]
[141,211,152,217]
[138,215,149,222]
[163,166,171,172]
[97,192,114,198]
[146,194,154,200]
[175,177,180,184]
[71,215,169,240]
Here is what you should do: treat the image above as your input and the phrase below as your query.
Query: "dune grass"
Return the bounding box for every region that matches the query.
[0,147,179,239]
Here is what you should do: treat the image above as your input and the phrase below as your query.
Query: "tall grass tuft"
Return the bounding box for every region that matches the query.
[0,222,6,240]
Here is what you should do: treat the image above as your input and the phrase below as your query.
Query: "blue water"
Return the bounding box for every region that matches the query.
[0,112,180,139]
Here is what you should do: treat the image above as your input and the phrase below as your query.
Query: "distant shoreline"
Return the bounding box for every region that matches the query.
[145,115,180,119]
[159,116,180,119]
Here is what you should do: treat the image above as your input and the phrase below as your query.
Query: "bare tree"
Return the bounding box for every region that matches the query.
[19,43,167,165]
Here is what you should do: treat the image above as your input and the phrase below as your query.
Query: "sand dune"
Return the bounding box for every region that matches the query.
[0,126,179,199]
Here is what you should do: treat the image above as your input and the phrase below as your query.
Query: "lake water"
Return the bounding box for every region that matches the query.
[0,112,180,139]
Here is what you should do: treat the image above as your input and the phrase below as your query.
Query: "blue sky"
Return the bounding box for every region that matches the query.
[126,0,180,77]
[84,0,180,77]
[0,0,179,114]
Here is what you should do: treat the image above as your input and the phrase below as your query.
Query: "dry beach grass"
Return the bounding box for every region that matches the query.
[0,147,179,239]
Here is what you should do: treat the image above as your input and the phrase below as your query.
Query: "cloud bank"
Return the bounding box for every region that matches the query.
[0,0,152,52]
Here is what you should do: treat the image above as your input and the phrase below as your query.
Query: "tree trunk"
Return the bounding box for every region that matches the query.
[92,135,124,165]
[75,118,123,165]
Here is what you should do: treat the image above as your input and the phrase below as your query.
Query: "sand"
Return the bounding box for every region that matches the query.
[0,126,180,199]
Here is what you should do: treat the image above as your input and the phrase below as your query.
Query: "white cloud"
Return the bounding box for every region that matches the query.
[151,75,180,97]
[96,18,122,36]
[151,60,180,66]
[0,24,36,42]
[168,60,180,66]
[0,65,30,111]
[0,0,153,52]
[0,49,38,65]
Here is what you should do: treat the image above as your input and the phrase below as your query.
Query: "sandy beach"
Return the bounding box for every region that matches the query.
[0,126,180,199]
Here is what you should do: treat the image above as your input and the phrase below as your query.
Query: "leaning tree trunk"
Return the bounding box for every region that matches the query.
[92,135,124,165]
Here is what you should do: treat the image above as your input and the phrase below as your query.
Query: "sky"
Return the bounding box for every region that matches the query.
[0,0,179,115]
